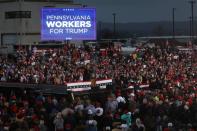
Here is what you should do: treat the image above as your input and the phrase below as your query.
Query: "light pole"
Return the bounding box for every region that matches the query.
[189,16,197,41]
[112,13,116,39]
[172,8,176,39]
[98,21,102,40]
[189,0,195,42]
[189,16,192,39]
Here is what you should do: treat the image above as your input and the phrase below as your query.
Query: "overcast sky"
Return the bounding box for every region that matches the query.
[74,0,195,23]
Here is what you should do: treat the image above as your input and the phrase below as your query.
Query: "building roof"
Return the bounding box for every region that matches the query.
[139,36,197,39]
[0,0,73,3]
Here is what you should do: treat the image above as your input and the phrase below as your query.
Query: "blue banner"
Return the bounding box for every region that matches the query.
[41,8,96,40]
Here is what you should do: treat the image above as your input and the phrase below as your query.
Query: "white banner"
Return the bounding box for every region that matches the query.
[67,79,112,92]
[128,84,149,89]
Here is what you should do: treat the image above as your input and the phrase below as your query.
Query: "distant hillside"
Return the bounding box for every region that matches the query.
[98,21,193,37]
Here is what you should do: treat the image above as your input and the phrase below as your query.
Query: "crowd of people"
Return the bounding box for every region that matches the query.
[0,43,197,130]
[0,44,119,84]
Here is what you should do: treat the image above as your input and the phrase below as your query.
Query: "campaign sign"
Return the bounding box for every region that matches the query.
[41,8,96,40]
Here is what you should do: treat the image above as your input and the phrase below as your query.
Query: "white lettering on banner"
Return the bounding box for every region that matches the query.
[75,21,79,27]
[50,28,63,34]
[66,80,149,92]
[67,81,91,87]
[67,79,112,92]
[65,28,88,34]
[128,84,149,89]
[68,87,91,92]
[68,21,74,27]
[46,21,92,28]
[96,79,113,84]
[63,21,68,27]
[46,21,55,28]
[85,21,91,27]
[46,15,91,21]
[56,21,62,27]
[49,28,88,34]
